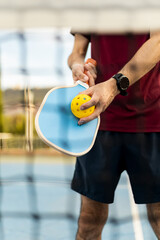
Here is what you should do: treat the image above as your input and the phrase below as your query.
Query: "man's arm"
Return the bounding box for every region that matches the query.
[68,33,89,68]
[120,31,160,86]
[68,33,97,86]
[78,31,160,125]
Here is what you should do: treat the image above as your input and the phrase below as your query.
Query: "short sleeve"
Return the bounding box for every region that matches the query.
[70,31,91,42]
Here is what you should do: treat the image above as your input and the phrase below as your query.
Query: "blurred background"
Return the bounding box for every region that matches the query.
[0,0,160,239]
[0,29,74,152]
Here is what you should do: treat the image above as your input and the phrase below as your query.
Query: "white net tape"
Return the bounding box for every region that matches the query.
[0,0,160,32]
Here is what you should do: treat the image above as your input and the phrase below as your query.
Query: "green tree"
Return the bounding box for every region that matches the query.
[3,114,25,135]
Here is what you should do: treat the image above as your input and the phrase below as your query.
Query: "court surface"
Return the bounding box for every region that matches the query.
[0,154,157,240]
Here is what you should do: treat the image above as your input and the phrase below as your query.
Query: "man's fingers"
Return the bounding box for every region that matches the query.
[86,70,95,87]
[72,66,89,82]
[78,108,100,125]
[80,97,97,110]
[79,88,98,110]
[78,88,92,96]
[72,62,97,85]
[84,63,97,79]
[75,72,88,82]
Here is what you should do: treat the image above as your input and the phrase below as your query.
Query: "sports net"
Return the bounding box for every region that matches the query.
[0,1,159,240]
[0,0,160,32]
[0,30,78,240]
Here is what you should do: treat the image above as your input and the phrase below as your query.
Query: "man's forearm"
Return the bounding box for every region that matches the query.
[119,34,160,86]
[68,34,89,70]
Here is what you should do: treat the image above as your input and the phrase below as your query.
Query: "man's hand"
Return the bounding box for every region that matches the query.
[78,78,119,125]
[71,62,97,87]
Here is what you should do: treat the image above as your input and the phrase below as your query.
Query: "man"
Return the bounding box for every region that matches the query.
[68,32,160,240]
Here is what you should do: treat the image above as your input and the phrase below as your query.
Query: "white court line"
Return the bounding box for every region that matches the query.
[127,176,144,240]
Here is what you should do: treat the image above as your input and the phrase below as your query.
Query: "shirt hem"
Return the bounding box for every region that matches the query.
[99,125,160,133]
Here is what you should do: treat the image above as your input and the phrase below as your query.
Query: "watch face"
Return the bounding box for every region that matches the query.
[120,77,129,90]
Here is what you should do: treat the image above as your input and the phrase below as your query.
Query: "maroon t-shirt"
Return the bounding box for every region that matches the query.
[89,34,160,132]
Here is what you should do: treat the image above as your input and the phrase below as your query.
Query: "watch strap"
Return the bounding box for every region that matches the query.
[112,73,129,96]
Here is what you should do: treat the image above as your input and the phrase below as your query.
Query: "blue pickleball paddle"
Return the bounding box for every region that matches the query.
[35,59,100,156]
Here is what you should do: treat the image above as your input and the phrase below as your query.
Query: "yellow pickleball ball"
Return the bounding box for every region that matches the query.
[71,94,95,118]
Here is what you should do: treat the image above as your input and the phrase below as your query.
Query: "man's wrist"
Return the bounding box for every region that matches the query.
[111,78,120,96]
[105,78,120,97]
[71,62,84,70]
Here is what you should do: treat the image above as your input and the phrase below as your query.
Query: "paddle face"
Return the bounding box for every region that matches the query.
[35,81,100,156]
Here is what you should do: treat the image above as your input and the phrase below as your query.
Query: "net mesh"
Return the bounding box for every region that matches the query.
[0,2,159,240]
[0,30,77,240]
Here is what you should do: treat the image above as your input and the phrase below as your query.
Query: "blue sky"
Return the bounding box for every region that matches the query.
[0,29,88,90]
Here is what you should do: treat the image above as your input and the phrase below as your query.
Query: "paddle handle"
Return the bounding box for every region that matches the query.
[84,58,97,85]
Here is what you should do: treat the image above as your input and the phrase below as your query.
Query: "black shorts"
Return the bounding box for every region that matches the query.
[71,131,160,204]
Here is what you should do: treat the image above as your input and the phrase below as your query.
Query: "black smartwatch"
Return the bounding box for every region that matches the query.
[112,73,129,96]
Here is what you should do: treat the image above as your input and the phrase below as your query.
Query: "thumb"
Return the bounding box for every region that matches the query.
[78,87,93,97]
